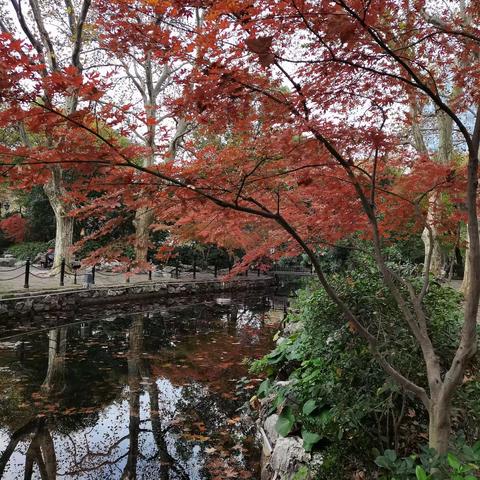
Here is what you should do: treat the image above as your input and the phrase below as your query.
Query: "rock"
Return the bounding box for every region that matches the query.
[107,289,123,296]
[263,414,280,445]
[0,257,16,267]
[310,453,324,473]
[33,302,46,312]
[270,437,310,477]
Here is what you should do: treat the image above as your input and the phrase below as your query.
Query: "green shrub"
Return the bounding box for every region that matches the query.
[251,254,479,477]
[375,440,480,479]
[7,240,54,260]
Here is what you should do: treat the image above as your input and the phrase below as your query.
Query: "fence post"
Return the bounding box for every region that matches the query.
[257,267,260,277]
[193,255,196,279]
[175,260,179,279]
[74,270,77,285]
[214,262,218,278]
[60,258,65,286]
[92,265,96,285]
[310,263,313,274]
[24,258,30,289]
[245,267,248,277]
[126,265,131,283]
[148,268,152,281]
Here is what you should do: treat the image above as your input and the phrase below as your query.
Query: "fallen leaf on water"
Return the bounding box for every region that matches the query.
[227,416,241,425]
[182,433,210,442]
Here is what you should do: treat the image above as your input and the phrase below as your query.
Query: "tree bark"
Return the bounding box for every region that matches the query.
[428,399,451,454]
[133,207,154,264]
[461,230,471,295]
[421,193,448,277]
[411,104,452,277]
[44,174,74,271]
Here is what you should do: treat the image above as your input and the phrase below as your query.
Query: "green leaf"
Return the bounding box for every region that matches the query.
[301,429,322,452]
[292,466,309,480]
[275,406,295,437]
[374,456,390,469]
[415,465,428,480]
[448,453,461,470]
[257,379,271,398]
[318,408,332,424]
[302,399,317,416]
[384,449,397,463]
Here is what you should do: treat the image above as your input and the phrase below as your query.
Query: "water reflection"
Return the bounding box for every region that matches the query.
[0,294,279,479]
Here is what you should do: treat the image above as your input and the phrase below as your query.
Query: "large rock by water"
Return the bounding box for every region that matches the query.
[271,437,310,474]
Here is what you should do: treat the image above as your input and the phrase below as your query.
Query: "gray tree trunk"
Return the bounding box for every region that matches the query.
[44,168,74,270]
[411,105,452,276]
[428,399,451,453]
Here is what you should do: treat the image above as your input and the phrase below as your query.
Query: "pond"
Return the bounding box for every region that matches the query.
[0,292,286,479]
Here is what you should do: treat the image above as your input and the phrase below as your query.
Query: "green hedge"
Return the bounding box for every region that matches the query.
[7,240,54,261]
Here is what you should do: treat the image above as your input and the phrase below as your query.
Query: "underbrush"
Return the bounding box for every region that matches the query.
[250,254,480,479]
[7,240,54,260]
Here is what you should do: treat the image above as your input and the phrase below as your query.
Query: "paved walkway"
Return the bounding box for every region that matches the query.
[0,263,265,295]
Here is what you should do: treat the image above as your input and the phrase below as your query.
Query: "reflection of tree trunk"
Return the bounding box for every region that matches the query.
[24,422,57,480]
[229,305,238,323]
[44,168,74,271]
[121,315,188,479]
[0,419,39,478]
[121,316,144,480]
[146,380,171,480]
[42,328,67,394]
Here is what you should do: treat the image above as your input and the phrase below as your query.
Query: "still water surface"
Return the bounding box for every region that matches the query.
[0,293,283,479]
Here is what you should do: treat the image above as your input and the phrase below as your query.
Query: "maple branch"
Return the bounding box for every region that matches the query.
[422,11,480,45]
[336,0,473,155]
[274,212,430,407]
[71,0,91,69]
[27,96,434,406]
[235,156,269,206]
[28,0,58,71]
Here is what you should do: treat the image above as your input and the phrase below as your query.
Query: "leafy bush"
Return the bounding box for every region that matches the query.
[375,440,480,479]
[7,240,54,260]
[251,254,479,478]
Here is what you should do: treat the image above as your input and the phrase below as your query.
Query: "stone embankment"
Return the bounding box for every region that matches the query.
[0,277,273,317]
[256,320,324,480]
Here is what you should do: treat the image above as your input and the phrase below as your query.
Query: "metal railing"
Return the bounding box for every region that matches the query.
[0,257,268,289]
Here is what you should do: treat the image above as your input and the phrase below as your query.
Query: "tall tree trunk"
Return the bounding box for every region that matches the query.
[411,105,452,277]
[133,118,188,263]
[44,167,74,271]
[133,207,154,263]
[461,231,471,295]
[428,398,451,453]
[421,193,448,277]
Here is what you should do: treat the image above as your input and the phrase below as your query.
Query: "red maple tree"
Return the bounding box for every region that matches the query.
[1,0,480,452]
